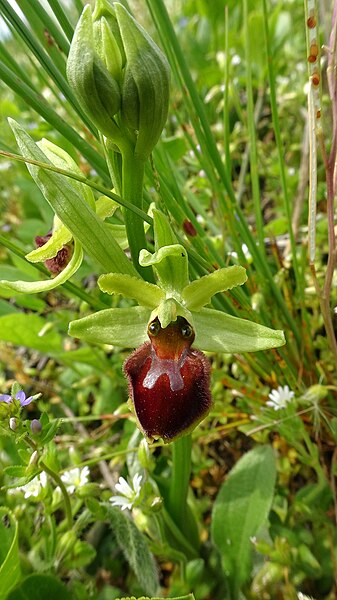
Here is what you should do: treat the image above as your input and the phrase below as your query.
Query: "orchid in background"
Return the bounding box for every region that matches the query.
[69,210,285,442]
[0,129,128,295]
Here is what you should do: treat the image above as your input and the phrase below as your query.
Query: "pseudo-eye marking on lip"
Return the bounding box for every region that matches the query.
[142,347,187,391]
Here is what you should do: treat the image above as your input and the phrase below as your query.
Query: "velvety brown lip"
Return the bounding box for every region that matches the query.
[124,317,212,442]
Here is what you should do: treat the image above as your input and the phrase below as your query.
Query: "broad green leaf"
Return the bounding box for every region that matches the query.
[0,507,20,599]
[5,574,72,600]
[98,273,164,308]
[69,305,150,347]
[37,138,96,211]
[0,314,63,353]
[139,245,188,294]
[182,266,247,310]
[9,119,137,277]
[106,505,159,596]
[0,240,83,294]
[193,307,285,353]
[211,446,277,597]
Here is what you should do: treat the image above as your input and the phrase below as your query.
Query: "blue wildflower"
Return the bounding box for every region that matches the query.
[0,390,34,406]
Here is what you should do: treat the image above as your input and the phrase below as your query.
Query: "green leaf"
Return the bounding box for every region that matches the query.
[106,505,159,596]
[98,273,164,308]
[211,445,277,597]
[0,507,20,599]
[0,314,62,353]
[5,574,72,600]
[182,266,247,310]
[37,138,96,211]
[139,245,189,294]
[193,307,285,353]
[8,119,137,277]
[0,240,83,294]
[69,305,150,347]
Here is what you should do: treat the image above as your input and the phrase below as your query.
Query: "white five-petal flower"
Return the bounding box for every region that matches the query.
[110,473,143,511]
[266,385,294,411]
[10,472,48,499]
[60,466,90,494]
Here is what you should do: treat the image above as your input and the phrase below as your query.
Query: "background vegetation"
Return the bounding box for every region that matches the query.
[0,0,336,599]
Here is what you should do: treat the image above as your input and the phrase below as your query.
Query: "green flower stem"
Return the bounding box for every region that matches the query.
[25,437,73,530]
[40,460,73,530]
[167,434,199,549]
[121,146,154,281]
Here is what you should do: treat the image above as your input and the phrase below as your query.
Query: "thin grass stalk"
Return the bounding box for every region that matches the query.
[243,0,266,256]
[20,0,70,57]
[0,61,109,182]
[261,0,301,287]
[46,0,74,43]
[17,0,69,73]
[306,0,337,359]
[223,6,232,180]
[0,0,95,135]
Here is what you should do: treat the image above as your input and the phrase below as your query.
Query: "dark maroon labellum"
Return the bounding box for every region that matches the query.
[124,317,212,442]
[35,233,73,275]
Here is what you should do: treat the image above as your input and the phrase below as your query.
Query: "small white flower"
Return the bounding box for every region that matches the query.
[110,473,143,511]
[266,385,294,410]
[61,466,90,494]
[11,472,48,499]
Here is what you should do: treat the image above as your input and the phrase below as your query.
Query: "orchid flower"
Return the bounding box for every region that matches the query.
[69,209,285,442]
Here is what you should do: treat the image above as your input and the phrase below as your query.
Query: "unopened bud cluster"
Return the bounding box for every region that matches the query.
[67,0,170,160]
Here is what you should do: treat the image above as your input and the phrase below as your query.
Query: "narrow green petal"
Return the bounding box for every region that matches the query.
[193,307,285,353]
[182,266,247,310]
[69,305,150,347]
[25,224,72,263]
[98,273,164,308]
[0,240,83,294]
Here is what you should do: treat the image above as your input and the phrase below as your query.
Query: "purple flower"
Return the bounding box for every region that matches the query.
[0,391,34,406]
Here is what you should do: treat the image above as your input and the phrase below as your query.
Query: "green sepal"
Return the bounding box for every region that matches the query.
[37,139,95,211]
[9,119,137,277]
[93,16,124,81]
[69,305,151,347]
[152,208,178,250]
[115,3,170,160]
[98,273,164,308]
[0,240,83,294]
[26,223,72,263]
[182,266,247,310]
[92,0,126,69]
[193,307,285,353]
[67,5,122,141]
[139,245,189,294]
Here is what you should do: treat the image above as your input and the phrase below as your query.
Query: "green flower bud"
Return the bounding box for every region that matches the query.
[92,0,125,80]
[115,3,170,159]
[67,5,121,141]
